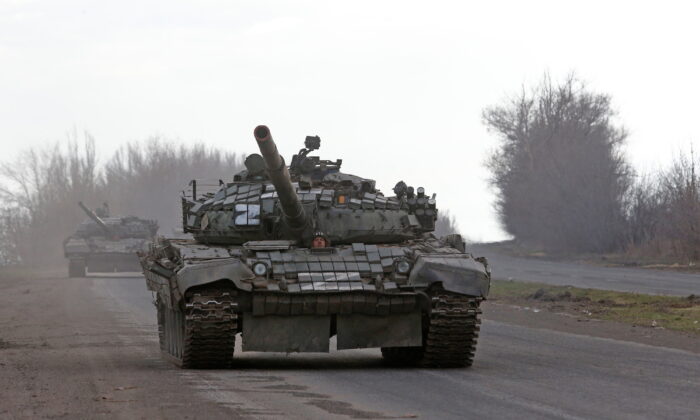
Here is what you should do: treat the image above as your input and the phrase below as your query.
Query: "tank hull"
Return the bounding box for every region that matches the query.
[140,237,488,368]
[64,236,149,276]
[86,253,142,272]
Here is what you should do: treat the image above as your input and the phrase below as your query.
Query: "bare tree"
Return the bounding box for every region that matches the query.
[483,74,632,253]
[0,132,100,264]
[624,148,700,262]
[0,134,243,265]
[0,207,25,265]
[435,210,460,237]
[657,150,700,260]
[102,138,243,232]
[624,174,664,247]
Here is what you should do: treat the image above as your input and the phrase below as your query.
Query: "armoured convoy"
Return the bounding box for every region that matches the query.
[139,126,490,368]
[64,202,158,277]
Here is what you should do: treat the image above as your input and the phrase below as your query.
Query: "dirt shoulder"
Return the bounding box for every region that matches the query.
[0,267,234,419]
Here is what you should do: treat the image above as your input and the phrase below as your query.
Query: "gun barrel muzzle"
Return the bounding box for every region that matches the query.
[254,125,307,230]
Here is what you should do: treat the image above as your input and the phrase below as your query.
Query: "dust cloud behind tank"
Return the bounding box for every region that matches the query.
[63,202,158,277]
[140,125,490,368]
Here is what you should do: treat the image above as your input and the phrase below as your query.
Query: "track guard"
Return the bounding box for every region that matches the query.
[408,254,490,297]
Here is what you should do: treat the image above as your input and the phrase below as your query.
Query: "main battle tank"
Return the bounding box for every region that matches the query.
[139,126,490,368]
[64,202,159,277]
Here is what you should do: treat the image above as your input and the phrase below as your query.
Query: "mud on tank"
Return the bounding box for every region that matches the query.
[139,125,490,368]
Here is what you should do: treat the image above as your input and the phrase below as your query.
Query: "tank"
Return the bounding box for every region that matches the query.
[139,125,491,368]
[63,202,159,277]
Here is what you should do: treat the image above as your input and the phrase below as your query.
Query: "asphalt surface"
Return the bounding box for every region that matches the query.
[87,274,700,420]
[470,245,700,296]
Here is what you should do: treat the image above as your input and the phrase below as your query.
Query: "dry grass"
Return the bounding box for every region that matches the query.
[490,279,700,335]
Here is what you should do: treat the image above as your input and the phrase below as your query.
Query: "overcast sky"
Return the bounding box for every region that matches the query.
[1,0,699,241]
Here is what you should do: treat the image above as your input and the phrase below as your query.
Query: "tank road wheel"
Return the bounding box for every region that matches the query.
[159,289,238,369]
[68,259,86,278]
[382,292,482,368]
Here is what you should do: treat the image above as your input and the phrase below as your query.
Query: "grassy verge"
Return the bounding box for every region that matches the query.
[490,280,700,335]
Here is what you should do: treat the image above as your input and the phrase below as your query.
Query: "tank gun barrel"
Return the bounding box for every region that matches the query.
[78,201,113,235]
[254,125,307,231]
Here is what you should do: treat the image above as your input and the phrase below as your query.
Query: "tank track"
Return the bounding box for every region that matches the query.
[382,292,482,368]
[159,290,238,368]
[421,293,482,367]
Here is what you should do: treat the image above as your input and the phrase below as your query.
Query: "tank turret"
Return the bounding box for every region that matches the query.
[182,126,441,245]
[78,201,114,237]
[253,125,308,232]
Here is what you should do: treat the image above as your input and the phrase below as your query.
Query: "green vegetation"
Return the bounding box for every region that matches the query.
[490,280,700,335]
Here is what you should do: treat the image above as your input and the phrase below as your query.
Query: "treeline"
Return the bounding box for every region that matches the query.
[0,133,243,265]
[485,74,700,262]
[0,134,460,266]
[626,153,700,262]
[434,209,460,238]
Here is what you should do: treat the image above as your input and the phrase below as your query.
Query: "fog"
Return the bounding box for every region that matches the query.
[1,0,699,241]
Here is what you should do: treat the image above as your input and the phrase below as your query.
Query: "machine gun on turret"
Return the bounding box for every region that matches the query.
[289,135,342,177]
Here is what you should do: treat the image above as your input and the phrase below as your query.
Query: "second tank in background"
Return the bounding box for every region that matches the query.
[64,202,158,277]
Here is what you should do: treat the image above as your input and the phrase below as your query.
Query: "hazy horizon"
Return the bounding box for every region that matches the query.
[2,0,699,241]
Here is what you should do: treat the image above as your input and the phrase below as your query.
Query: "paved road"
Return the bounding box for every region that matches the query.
[88,275,700,419]
[470,245,700,296]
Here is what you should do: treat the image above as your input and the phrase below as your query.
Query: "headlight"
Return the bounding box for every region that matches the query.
[396,259,411,274]
[252,262,268,276]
